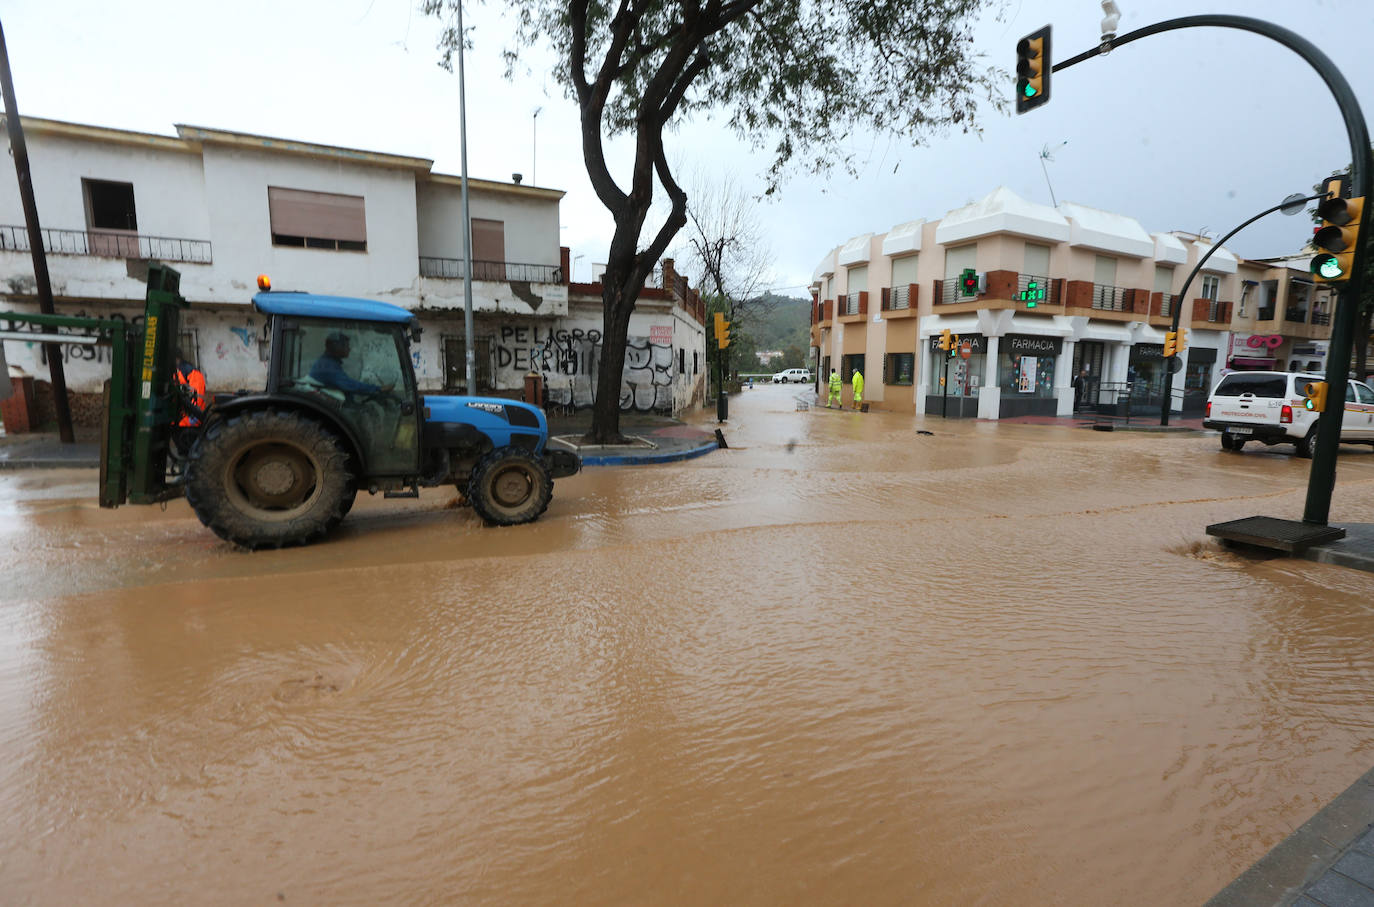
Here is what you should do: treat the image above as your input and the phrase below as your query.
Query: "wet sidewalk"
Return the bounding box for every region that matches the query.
[0,432,100,469]
[545,411,720,466]
[1208,764,1374,906]
[993,412,1208,432]
[0,411,721,470]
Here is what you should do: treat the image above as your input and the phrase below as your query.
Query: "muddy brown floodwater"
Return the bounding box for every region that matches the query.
[5,385,1374,905]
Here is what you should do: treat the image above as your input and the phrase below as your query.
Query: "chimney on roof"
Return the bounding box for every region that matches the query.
[512,173,523,184]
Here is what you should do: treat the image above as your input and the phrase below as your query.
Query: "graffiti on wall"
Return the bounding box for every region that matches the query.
[490,323,675,412]
[2,309,145,366]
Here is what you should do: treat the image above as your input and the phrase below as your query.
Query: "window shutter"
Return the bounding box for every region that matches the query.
[268,187,366,242]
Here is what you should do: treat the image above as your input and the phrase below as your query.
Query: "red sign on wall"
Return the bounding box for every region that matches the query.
[649,325,673,344]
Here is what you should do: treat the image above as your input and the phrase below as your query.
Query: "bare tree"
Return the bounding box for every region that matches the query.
[677,170,782,389]
[681,171,772,305]
[426,0,1001,442]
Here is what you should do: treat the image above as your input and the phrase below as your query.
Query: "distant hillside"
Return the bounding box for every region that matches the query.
[746,293,811,356]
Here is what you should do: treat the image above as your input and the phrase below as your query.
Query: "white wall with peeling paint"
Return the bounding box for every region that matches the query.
[416,183,559,267]
[0,120,706,418]
[199,144,422,304]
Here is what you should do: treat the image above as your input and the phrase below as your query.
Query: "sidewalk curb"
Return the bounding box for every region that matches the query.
[579,440,720,467]
[0,458,99,470]
[1206,764,1374,906]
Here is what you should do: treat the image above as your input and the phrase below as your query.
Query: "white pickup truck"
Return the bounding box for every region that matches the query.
[1203,370,1374,457]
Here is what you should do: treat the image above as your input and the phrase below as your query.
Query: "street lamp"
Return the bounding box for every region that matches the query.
[1158,190,1321,426]
[454,0,476,392]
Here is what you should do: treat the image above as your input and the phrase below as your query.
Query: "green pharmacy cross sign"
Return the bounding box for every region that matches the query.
[1016,280,1046,307]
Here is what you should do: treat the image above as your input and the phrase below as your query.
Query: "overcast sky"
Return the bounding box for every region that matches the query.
[3,0,1372,295]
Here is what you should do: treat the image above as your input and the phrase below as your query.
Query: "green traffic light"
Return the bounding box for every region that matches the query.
[1305,399,1316,411]
[1314,254,1344,280]
[1023,84,1037,98]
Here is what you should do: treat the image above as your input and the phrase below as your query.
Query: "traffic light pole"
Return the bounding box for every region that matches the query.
[1054,14,1372,526]
[1157,192,1325,426]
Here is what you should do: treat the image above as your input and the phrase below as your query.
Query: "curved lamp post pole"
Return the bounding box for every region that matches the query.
[1055,15,1373,526]
[1158,191,1324,426]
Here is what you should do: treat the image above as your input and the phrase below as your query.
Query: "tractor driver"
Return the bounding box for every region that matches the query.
[310,332,395,397]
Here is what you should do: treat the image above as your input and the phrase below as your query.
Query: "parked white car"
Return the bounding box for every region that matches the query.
[772,368,812,384]
[1203,370,1374,457]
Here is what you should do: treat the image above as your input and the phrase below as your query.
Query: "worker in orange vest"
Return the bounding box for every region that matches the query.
[174,353,207,427]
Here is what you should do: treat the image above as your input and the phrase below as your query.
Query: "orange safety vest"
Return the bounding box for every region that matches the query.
[175,366,207,427]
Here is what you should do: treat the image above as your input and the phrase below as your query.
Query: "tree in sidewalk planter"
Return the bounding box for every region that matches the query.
[427,0,1001,443]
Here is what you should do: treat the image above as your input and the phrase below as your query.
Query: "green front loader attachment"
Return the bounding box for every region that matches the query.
[121,263,189,505]
[0,262,188,507]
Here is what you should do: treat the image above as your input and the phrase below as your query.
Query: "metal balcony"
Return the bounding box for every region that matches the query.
[420,256,562,283]
[0,225,212,263]
[1091,284,1128,312]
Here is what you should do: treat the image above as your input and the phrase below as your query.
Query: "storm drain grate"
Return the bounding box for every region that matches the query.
[1206,515,1346,553]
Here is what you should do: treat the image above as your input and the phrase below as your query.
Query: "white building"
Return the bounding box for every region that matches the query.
[0,116,707,424]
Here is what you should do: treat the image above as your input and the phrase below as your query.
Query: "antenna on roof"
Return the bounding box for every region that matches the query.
[1039,141,1068,207]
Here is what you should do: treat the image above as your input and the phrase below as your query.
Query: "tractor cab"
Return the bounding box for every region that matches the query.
[254,288,423,478]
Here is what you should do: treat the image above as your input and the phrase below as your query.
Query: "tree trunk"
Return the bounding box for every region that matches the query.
[586,278,633,444]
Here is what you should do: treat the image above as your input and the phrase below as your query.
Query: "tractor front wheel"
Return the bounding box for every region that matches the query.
[466,447,553,526]
[185,409,355,549]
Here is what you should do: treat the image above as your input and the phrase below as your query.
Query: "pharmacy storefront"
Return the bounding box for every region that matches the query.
[998,334,1062,418]
[924,333,987,418]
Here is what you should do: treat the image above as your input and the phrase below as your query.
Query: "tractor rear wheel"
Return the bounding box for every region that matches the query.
[466,447,553,526]
[185,409,355,549]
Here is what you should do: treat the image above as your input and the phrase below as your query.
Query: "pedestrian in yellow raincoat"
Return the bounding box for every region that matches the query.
[851,369,864,409]
[827,369,841,408]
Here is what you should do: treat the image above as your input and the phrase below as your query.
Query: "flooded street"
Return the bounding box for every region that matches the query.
[5,383,1374,905]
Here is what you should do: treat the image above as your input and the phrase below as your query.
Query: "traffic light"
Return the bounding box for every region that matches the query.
[714,312,731,349]
[959,268,981,298]
[1162,331,1178,357]
[1303,380,1329,413]
[1311,176,1365,283]
[938,329,952,351]
[1177,327,1188,353]
[1016,26,1052,114]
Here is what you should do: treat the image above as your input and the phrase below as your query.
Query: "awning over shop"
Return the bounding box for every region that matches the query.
[1230,356,1276,368]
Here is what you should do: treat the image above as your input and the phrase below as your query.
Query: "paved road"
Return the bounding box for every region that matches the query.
[3,383,1374,905]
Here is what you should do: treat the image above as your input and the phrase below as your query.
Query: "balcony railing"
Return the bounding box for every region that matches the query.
[420,256,562,283]
[1313,311,1331,326]
[843,292,862,315]
[940,279,976,305]
[0,224,212,264]
[887,284,912,310]
[1285,307,1308,324]
[1091,284,1128,312]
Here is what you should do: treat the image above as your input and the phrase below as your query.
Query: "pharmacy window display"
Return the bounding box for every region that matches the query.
[998,334,1062,417]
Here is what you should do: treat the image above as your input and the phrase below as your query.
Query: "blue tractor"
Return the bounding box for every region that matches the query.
[177,278,579,548]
